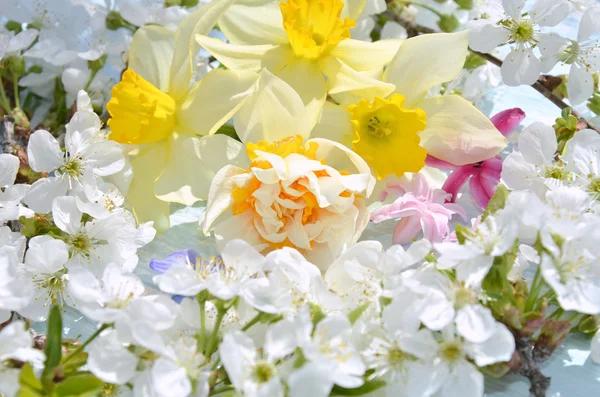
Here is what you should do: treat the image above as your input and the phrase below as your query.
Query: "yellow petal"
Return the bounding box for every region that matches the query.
[219,1,288,45]
[383,31,469,108]
[196,34,292,73]
[176,69,259,136]
[418,95,507,165]
[155,134,248,206]
[234,69,311,144]
[330,38,401,71]
[127,143,170,234]
[169,0,236,99]
[320,55,395,99]
[275,58,327,131]
[128,25,175,92]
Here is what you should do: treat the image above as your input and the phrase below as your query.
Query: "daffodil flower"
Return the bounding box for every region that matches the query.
[201,70,375,270]
[196,0,401,128]
[311,31,508,181]
[106,0,260,233]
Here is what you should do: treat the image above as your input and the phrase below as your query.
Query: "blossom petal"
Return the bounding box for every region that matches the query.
[567,63,594,105]
[418,95,507,165]
[0,154,19,186]
[455,305,496,343]
[465,323,515,367]
[467,20,510,53]
[27,130,64,173]
[501,48,541,86]
[518,121,557,166]
[384,31,469,108]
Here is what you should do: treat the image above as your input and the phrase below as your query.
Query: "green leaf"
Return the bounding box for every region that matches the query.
[42,305,63,386]
[482,240,519,297]
[481,184,509,220]
[18,363,43,397]
[215,124,240,141]
[331,379,386,396]
[52,374,103,397]
[347,303,370,325]
[19,214,64,240]
[454,223,470,245]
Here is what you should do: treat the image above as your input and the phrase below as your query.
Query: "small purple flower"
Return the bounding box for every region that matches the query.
[149,249,200,274]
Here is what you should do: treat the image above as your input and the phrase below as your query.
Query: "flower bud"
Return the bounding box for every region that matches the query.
[534,319,572,361]
[577,315,600,335]
[438,14,459,33]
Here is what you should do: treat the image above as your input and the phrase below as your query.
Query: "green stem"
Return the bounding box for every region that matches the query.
[63,324,110,364]
[395,0,444,18]
[525,266,542,312]
[11,71,20,109]
[199,300,207,352]
[548,307,564,320]
[210,385,235,396]
[204,308,227,357]
[566,312,580,323]
[84,69,99,91]
[0,79,12,113]
[241,313,261,332]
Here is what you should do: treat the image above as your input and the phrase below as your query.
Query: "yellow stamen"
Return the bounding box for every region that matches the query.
[348,94,428,180]
[107,69,176,144]
[280,0,355,60]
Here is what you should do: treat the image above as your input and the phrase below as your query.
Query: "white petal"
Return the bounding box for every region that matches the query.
[467,20,510,53]
[128,25,175,92]
[440,360,484,397]
[27,130,64,172]
[88,332,137,384]
[52,196,82,235]
[530,0,570,27]
[0,154,19,187]
[455,305,496,344]
[265,319,298,361]
[152,358,192,397]
[502,0,526,19]
[567,63,594,105]
[578,6,600,42]
[219,331,257,392]
[501,48,541,86]
[465,323,515,367]
[518,121,557,166]
[288,363,334,397]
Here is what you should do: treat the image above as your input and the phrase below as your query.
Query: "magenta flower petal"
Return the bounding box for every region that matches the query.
[469,174,493,209]
[441,167,474,202]
[490,108,526,137]
[425,155,458,170]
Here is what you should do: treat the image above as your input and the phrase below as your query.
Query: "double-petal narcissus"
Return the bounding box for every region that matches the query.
[201,70,375,270]
[195,0,401,128]
[311,31,508,182]
[106,0,259,233]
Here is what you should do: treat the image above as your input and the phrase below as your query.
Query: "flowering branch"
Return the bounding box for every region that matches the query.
[382,11,600,134]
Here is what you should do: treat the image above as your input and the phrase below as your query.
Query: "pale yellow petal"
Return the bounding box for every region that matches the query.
[127,143,170,234]
[383,31,469,108]
[176,69,259,136]
[196,35,292,72]
[234,69,310,144]
[277,58,328,130]
[128,26,175,92]
[343,0,367,20]
[169,0,236,99]
[330,39,401,71]
[320,55,395,100]
[418,95,507,165]
[155,134,248,206]
[201,165,249,235]
[219,1,288,45]
[310,101,353,146]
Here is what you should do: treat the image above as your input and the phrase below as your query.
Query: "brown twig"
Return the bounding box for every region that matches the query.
[383,11,600,134]
[516,339,551,397]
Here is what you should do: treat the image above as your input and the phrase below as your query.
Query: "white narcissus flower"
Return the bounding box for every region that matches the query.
[0,321,46,397]
[67,263,145,323]
[0,247,33,323]
[200,0,401,128]
[220,322,298,397]
[52,196,155,276]
[0,153,31,222]
[468,0,570,85]
[18,236,73,322]
[565,129,600,201]
[540,6,600,104]
[200,69,375,270]
[502,122,564,197]
[24,91,126,213]
[435,214,518,288]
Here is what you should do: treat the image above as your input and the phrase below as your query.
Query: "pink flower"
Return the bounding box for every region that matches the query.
[371,174,467,245]
[426,108,526,209]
